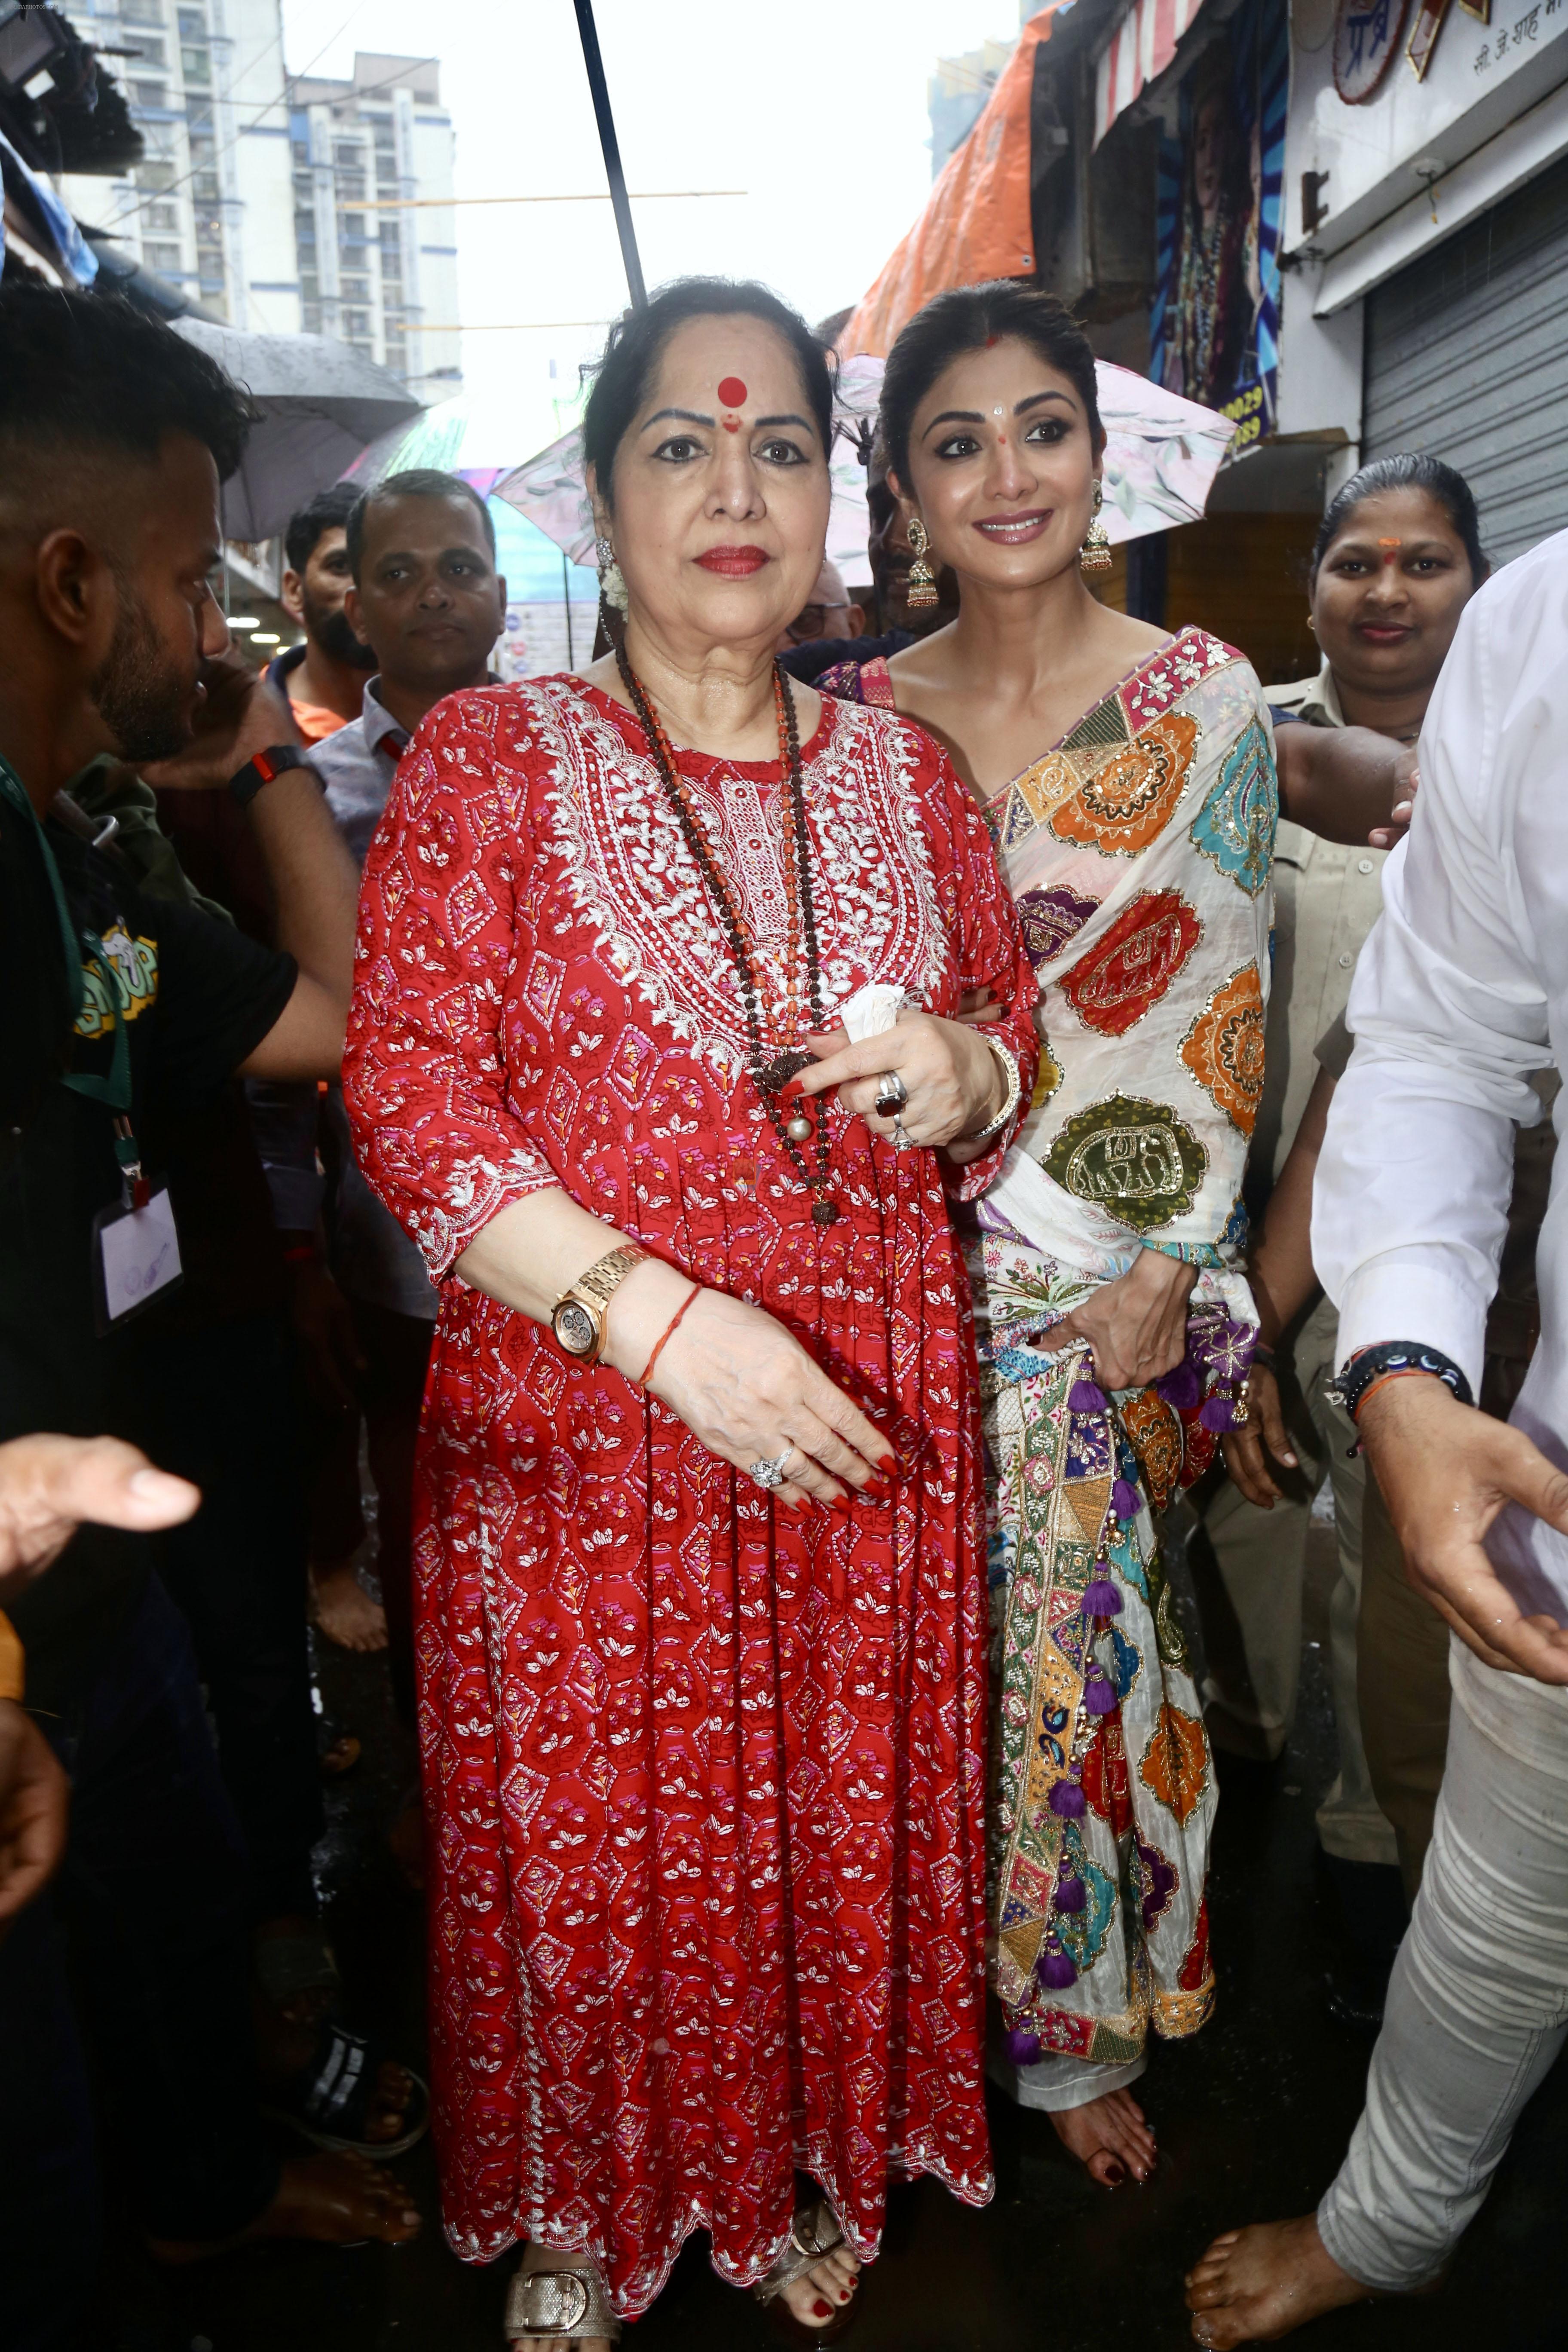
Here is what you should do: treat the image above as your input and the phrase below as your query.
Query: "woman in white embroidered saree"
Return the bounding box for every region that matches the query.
[813,283,1274,2191]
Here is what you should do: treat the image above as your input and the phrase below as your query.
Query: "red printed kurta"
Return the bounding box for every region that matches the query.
[343,677,1038,2315]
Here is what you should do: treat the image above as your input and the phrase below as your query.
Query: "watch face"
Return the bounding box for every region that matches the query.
[554,1299,597,1358]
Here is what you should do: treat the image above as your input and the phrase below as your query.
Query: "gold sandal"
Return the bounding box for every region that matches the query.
[752,2200,859,2343]
[504,2244,621,2345]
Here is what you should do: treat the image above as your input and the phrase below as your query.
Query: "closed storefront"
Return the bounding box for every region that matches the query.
[1364,153,1568,564]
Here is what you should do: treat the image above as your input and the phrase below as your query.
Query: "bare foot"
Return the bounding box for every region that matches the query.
[150,2149,421,2261]
[508,2242,614,2352]
[310,1558,388,1652]
[778,2242,861,2330]
[1185,2215,1372,2345]
[1050,2088,1158,2187]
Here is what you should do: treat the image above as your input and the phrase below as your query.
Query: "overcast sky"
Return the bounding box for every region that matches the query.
[279,0,1022,455]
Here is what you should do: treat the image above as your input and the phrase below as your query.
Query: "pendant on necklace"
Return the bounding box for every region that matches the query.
[757,1047,812,1095]
[785,1113,813,1143]
[811,1199,839,1228]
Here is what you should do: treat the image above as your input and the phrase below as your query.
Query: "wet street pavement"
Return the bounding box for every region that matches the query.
[96,1523,1568,2352]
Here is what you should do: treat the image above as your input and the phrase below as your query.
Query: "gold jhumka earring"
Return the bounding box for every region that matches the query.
[1078,481,1112,575]
[906,516,939,611]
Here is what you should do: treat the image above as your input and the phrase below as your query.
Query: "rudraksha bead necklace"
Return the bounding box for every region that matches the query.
[613,647,839,1228]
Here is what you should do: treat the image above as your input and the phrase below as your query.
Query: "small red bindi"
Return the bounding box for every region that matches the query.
[717,376,748,408]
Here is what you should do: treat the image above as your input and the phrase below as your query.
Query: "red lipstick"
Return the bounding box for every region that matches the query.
[696,546,770,576]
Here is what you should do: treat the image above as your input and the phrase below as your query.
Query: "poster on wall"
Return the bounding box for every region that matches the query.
[1149,0,1287,449]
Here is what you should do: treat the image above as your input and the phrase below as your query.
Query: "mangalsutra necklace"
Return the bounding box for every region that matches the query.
[613,647,839,1228]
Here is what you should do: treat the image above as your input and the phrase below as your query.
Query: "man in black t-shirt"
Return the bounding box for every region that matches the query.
[0,285,420,2340]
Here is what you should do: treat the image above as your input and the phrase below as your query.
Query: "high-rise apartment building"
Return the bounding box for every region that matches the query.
[57,18,459,402]
[57,0,299,330]
[285,52,461,403]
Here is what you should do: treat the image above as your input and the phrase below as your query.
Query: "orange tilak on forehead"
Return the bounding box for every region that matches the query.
[1378,538,1403,564]
[717,376,747,432]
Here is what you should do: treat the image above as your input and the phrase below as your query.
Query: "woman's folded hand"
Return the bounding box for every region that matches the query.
[1055,1246,1196,1392]
[605,1271,894,1513]
[793,1008,1004,1151]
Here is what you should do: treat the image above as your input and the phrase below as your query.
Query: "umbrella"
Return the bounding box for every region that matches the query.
[495,358,1236,584]
[172,320,424,540]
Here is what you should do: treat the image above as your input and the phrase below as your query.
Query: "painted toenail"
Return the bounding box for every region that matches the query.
[812,2299,832,2318]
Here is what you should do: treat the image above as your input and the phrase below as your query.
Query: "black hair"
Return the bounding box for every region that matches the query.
[1310,454,1488,588]
[879,281,1103,490]
[582,277,835,506]
[344,467,497,583]
[0,279,250,481]
[285,481,364,574]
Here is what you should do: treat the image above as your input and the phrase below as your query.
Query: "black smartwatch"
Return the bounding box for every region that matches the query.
[229,745,309,807]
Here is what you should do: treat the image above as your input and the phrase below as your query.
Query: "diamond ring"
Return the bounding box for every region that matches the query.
[748,1448,795,1490]
[874,1072,909,1115]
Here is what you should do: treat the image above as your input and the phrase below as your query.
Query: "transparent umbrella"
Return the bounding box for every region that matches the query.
[496,358,1237,581]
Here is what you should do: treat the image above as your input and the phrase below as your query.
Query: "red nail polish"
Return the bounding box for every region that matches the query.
[812,2301,832,2320]
[1105,2160,1126,2187]
[782,1075,804,1097]
[877,1451,897,1473]
[830,1493,852,1515]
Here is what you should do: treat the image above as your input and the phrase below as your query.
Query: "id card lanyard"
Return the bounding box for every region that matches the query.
[1,758,182,1323]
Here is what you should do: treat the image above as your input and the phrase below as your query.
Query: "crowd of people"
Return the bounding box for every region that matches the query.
[2,260,1565,2352]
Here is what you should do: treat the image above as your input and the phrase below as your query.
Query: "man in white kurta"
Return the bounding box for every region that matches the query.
[1185,527,1568,2344]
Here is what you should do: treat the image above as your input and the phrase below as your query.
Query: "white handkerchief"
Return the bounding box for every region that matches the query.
[836,983,911,1043]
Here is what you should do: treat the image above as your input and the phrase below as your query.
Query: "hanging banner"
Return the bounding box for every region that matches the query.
[1094,0,1208,148]
[1149,0,1287,444]
[838,5,1070,362]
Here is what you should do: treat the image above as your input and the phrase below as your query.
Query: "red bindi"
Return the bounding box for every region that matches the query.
[717,377,748,408]
[986,335,1000,347]
[721,418,740,432]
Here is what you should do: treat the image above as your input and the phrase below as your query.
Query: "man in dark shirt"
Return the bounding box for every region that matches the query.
[0,282,419,2343]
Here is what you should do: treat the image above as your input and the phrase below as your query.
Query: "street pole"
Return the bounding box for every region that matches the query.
[572,0,646,309]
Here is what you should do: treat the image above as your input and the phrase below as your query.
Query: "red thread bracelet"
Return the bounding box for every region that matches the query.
[637,1285,699,1387]
[1354,1366,1443,1422]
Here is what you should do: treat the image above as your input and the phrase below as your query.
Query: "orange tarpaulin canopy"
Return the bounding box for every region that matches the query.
[839,6,1067,363]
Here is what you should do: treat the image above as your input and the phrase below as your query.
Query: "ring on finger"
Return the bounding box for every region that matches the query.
[874,1071,909,1115]
[893,1119,917,1152]
[747,1446,795,1491]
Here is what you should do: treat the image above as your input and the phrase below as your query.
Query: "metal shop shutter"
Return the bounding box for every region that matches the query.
[1363,151,1568,567]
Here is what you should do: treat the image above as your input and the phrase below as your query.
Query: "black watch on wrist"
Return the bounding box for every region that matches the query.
[229,745,308,806]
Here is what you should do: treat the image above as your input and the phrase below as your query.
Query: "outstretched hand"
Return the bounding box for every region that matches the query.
[0,1433,199,1604]
[1359,1375,1568,1682]
[1221,1363,1299,1508]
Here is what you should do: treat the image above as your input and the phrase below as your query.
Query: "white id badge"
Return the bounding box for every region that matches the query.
[92,1187,183,1332]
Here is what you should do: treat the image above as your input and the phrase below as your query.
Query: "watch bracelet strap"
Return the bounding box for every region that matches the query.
[561,1242,649,1314]
[969,1031,1022,1143]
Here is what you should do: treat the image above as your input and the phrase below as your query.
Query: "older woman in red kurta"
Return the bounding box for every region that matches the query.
[344,283,1036,2349]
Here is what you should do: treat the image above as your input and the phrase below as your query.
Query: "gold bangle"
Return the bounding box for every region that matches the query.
[967,1032,1022,1143]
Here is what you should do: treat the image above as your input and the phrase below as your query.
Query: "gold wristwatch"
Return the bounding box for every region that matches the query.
[550,1243,650,1364]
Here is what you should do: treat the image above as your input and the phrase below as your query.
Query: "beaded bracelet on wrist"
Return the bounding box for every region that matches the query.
[1326,1341,1474,1424]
